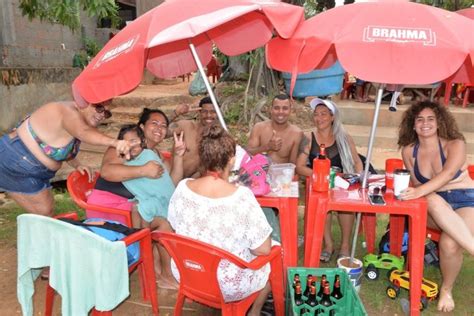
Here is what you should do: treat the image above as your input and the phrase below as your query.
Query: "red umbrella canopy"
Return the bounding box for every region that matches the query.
[72,0,304,106]
[266,0,474,91]
[457,7,474,19]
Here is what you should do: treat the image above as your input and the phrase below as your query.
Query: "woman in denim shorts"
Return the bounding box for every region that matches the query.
[398,101,474,313]
[0,100,135,216]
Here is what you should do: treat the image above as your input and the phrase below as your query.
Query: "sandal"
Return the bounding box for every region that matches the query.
[319,250,334,263]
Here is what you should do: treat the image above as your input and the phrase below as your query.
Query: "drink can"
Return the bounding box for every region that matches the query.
[329,167,341,189]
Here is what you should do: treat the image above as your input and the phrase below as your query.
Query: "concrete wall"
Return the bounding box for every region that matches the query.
[0,1,113,68]
[0,67,80,133]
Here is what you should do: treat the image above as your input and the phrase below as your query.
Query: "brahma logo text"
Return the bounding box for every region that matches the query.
[364,26,436,46]
[93,35,139,68]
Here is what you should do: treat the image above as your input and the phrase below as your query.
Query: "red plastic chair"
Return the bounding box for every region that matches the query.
[44,213,158,316]
[67,170,133,226]
[152,231,284,316]
[66,172,146,300]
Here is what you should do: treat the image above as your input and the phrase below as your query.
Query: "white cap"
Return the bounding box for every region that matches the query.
[309,97,337,114]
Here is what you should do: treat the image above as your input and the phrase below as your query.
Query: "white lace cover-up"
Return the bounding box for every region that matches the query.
[168,179,273,302]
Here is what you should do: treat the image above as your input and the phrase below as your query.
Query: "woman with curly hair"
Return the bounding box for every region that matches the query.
[398,101,474,313]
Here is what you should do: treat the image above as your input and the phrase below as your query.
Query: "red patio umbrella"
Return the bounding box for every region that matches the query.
[72,0,304,130]
[265,1,474,299]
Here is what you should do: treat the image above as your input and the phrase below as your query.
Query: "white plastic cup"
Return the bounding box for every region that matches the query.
[393,169,410,199]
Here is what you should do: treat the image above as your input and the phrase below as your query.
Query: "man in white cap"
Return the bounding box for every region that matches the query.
[247,94,303,164]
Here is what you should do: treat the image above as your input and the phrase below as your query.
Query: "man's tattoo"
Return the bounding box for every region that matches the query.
[298,135,310,155]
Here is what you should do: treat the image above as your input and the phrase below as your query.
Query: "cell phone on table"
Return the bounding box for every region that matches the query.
[369,194,386,206]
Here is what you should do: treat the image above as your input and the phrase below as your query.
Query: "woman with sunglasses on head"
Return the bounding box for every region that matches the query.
[398,101,474,313]
[296,98,367,263]
[0,100,134,216]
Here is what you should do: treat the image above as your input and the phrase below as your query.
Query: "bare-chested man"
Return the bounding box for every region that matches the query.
[247,94,303,164]
[168,96,218,178]
[246,94,302,244]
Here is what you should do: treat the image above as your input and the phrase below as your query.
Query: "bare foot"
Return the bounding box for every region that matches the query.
[156,276,179,290]
[437,287,455,313]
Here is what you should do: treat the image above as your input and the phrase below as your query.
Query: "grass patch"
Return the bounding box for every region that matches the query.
[0,191,82,247]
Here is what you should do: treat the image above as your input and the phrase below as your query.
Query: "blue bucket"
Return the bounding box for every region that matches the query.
[337,256,363,292]
[282,61,345,98]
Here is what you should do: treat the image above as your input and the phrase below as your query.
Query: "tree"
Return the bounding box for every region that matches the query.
[19,0,120,32]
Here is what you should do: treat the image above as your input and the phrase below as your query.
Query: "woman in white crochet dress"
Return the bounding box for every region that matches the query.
[167,124,273,316]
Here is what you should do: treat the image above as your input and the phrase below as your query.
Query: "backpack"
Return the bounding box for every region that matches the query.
[238,153,271,196]
[59,218,140,266]
[378,218,409,256]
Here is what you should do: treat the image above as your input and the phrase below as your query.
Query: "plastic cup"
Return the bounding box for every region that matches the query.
[393,169,411,198]
[385,159,404,190]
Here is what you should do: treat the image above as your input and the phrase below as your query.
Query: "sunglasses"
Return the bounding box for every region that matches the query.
[369,185,387,195]
[94,105,112,119]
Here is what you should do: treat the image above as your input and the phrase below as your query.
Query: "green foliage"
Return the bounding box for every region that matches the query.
[73,37,102,69]
[418,0,473,10]
[19,0,120,32]
[304,0,336,18]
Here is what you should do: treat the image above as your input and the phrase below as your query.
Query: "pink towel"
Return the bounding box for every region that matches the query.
[86,189,133,225]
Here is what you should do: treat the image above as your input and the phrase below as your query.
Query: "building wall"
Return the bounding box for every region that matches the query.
[0,1,112,68]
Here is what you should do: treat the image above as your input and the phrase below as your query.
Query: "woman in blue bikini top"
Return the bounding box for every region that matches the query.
[398,101,474,313]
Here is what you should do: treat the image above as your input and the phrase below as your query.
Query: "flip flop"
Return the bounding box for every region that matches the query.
[320,250,334,263]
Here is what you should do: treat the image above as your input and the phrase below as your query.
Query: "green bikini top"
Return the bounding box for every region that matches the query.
[27,118,80,162]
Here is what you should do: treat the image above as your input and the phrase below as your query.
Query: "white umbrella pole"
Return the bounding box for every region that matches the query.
[350,85,385,263]
[189,43,228,131]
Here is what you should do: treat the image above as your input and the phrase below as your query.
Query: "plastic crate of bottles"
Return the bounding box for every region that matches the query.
[287,267,367,316]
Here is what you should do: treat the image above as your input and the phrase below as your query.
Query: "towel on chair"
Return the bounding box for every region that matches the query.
[17,214,129,316]
[123,149,175,222]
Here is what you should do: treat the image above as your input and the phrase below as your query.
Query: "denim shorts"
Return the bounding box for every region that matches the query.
[0,134,56,194]
[437,189,474,211]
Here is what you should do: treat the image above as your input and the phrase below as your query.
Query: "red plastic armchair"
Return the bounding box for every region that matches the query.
[67,170,133,226]
[42,213,158,316]
[152,231,284,316]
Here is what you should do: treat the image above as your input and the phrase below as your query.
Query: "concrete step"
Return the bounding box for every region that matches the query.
[335,100,474,133]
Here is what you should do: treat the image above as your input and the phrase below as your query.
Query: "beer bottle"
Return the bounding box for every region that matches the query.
[331,275,343,300]
[306,285,318,307]
[312,144,331,192]
[294,283,304,306]
[303,274,313,297]
[317,274,327,298]
[293,274,301,290]
[320,282,335,315]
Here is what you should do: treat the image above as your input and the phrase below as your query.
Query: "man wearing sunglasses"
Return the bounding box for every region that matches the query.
[0,100,136,217]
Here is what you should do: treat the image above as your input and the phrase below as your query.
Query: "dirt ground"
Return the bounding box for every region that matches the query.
[0,241,221,315]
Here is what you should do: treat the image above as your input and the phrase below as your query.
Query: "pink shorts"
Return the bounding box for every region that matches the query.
[86,189,134,225]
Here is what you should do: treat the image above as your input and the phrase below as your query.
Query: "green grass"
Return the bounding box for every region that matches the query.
[0,191,82,246]
[1,192,474,314]
[298,213,474,315]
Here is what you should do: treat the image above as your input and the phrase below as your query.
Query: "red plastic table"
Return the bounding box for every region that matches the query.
[304,180,427,316]
[257,193,299,286]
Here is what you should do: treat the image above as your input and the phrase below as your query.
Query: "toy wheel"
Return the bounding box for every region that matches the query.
[420,297,428,311]
[386,285,400,299]
[365,265,379,280]
[387,267,397,278]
